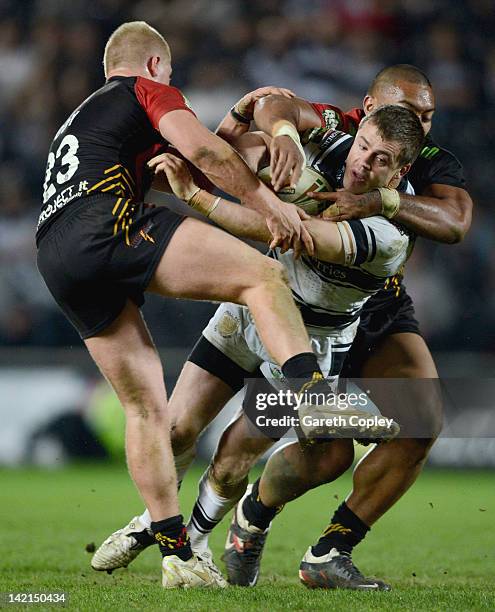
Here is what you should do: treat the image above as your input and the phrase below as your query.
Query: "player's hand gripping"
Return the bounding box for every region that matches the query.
[234,86,296,122]
[310,189,382,222]
[265,199,313,258]
[269,131,305,193]
[149,153,314,258]
[150,153,198,201]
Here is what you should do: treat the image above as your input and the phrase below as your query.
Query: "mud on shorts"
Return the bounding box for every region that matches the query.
[188,302,360,439]
[199,302,359,384]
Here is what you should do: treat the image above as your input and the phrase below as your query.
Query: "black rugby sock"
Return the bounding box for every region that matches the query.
[312,502,369,556]
[133,529,156,547]
[151,515,193,561]
[281,353,328,394]
[242,479,279,531]
[281,352,321,381]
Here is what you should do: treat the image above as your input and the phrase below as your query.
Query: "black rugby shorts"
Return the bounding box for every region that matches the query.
[341,289,421,377]
[37,195,185,339]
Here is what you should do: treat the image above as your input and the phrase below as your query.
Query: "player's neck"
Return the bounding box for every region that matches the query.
[107,67,150,81]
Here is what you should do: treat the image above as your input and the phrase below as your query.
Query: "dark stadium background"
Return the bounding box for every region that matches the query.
[0,0,494,467]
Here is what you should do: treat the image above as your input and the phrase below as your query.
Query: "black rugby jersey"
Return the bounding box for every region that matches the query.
[311,102,466,310]
[36,76,194,244]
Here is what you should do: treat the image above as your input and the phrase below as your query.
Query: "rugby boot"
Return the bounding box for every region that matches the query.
[298,401,400,442]
[299,546,391,591]
[162,552,227,588]
[291,373,400,442]
[222,485,270,586]
[91,515,155,572]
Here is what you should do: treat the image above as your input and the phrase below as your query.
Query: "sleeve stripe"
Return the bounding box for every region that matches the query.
[368,226,377,262]
[363,223,372,261]
[336,221,357,265]
[346,219,369,265]
[362,223,377,262]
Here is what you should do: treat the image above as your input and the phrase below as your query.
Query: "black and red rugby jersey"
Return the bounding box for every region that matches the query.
[36,76,194,242]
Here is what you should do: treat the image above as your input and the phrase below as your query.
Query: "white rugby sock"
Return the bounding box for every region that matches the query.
[137,447,197,530]
[138,508,152,529]
[187,469,240,552]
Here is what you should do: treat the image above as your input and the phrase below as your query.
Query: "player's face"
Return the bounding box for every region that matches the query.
[343,121,408,194]
[364,81,435,135]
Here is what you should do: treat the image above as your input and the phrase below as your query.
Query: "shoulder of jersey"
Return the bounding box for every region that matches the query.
[416,134,455,162]
[134,76,189,99]
[313,104,361,133]
[303,128,353,169]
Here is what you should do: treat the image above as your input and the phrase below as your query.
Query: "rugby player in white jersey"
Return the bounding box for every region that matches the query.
[208,66,471,591]
[91,104,424,587]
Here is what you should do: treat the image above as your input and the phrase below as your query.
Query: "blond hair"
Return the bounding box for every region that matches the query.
[103,21,170,77]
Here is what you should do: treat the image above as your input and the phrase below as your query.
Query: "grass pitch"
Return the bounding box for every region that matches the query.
[1,463,494,611]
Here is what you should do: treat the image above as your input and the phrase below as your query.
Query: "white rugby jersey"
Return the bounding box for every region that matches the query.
[272,129,416,332]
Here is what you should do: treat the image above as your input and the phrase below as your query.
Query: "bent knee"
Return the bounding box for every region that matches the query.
[252,257,289,288]
[211,454,255,487]
[306,440,355,488]
[236,258,290,305]
[170,420,202,455]
[390,437,436,466]
[409,436,437,458]
[411,394,443,439]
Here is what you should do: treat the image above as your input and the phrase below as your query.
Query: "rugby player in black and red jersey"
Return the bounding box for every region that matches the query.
[35,21,383,589]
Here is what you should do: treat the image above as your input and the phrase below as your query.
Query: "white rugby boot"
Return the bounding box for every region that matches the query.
[162,552,227,588]
[91,515,154,572]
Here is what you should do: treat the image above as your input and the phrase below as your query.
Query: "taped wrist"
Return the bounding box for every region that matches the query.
[230,105,252,124]
[272,120,306,167]
[188,189,221,217]
[377,187,400,218]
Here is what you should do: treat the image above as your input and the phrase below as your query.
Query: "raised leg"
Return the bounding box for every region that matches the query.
[148,216,312,366]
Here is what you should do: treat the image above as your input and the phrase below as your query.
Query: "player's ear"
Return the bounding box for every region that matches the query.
[398,163,411,178]
[388,164,411,188]
[389,164,411,185]
[363,95,375,115]
[147,56,159,78]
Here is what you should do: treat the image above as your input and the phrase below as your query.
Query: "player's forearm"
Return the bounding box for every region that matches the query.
[254,95,303,135]
[191,192,345,260]
[394,192,472,244]
[215,111,250,144]
[190,190,272,242]
[254,95,298,134]
[356,187,472,244]
[302,219,345,264]
[253,95,321,136]
[159,113,273,214]
[193,194,345,261]
[186,140,279,216]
